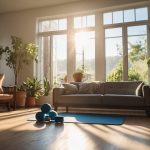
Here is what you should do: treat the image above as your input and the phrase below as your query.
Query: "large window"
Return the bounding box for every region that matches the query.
[37,18,67,85]
[103,6,149,82]
[37,5,150,84]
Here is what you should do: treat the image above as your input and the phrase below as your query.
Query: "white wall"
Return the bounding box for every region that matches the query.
[0,0,148,85]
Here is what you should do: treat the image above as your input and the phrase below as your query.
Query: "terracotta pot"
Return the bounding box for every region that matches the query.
[26,97,35,107]
[73,73,83,82]
[16,91,26,107]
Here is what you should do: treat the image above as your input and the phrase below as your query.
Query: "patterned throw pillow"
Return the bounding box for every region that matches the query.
[0,74,5,94]
[63,83,78,95]
[79,82,98,94]
[135,82,144,96]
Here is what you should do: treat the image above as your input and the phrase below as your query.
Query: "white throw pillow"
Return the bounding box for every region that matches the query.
[79,82,98,94]
[63,83,78,94]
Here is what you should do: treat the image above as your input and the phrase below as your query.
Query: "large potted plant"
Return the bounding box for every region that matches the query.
[0,36,38,86]
[36,77,52,106]
[23,77,42,107]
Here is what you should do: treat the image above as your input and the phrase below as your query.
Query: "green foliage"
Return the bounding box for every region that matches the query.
[0,36,38,85]
[43,77,51,96]
[129,42,147,62]
[128,68,141,81]
[23,77,42,98]
[108,39,148,82]
[107,62,123,81]
[107,62,141,81]
[147,57,150,65]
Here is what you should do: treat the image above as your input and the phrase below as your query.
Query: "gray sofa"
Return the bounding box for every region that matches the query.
[53,81,150,116]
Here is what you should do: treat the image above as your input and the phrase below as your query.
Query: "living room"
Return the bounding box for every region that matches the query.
[0,0,150,150]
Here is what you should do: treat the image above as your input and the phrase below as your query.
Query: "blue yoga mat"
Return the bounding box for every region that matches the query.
[58,113,125,125]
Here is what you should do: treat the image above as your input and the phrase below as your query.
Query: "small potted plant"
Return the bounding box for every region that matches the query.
[73,67,85,82]
[37,77,52,106]
[23,77,42,107]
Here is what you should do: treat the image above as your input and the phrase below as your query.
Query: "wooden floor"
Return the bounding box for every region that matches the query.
[0,108,150,150]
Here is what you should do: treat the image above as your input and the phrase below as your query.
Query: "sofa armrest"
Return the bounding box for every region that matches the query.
[53,87,65,104]
[143,85,150,106]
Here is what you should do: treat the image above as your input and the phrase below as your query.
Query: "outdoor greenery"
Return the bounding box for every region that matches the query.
[107,40,148,83]
[0,36,38,85]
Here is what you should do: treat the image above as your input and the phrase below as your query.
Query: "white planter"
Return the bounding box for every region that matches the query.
[36,95,52,106]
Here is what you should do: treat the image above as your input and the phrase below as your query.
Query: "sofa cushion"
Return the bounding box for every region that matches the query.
[0,74,5,94]
[135,82,144,96]
[58,94,103,105]
[63,83,78,95]
[79,82,99,94]
[103,81,142,95]
[103,94,145,106]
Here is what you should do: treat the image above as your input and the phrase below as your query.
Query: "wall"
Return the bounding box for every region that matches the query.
[0,0,148,85]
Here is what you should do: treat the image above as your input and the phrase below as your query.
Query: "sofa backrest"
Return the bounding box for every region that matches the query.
[103,81,142,95]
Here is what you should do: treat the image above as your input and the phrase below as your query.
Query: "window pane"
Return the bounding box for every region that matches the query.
[103,12,112,25]
[40,21,50,32]
[105,28,123,81]
[75,31,95,81]
[50,20,58,31]
[87,15,95,27]
[105,28,122,38]
[74,15,95,28]
[136,7,148,21]
[74,17,81,28]
[113,11,123,24]
[128,25,147,36]
[59,19,67,30]
[53,35,67,85]
[82,16,87,28]
[128,26,148,83]
[124,9,135,22]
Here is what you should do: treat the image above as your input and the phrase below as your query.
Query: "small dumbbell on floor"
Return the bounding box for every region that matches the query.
[55,116,64,123]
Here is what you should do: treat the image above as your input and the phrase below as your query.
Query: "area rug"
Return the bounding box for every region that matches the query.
[58,113,125,125]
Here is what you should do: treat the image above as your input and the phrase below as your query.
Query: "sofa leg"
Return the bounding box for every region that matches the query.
[66,106,68,112]
[7,102,10,111]
[145,108,150,117]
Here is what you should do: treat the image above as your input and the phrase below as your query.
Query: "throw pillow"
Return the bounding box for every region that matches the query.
[79,82,98,94]
[0,74,5,94]
[63,83,78,95]
[135,82,144,96]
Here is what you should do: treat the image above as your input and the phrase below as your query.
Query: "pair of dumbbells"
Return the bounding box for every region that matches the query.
[35,103,64,123]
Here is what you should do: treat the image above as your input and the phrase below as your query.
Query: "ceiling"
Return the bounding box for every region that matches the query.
[0,0,83,14]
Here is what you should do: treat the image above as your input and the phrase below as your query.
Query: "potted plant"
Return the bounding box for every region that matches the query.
[23,77,42,107]
[36,77,52,106]
[73,67,85,82]
[0,36,38,86]
[16,85,26,107]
